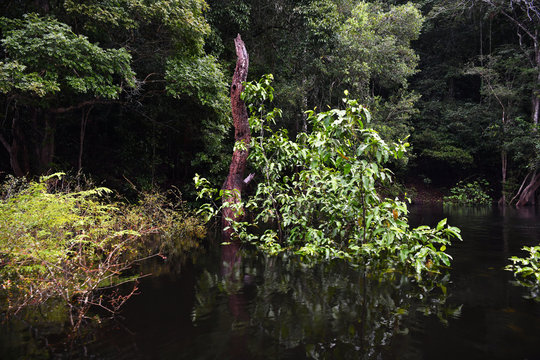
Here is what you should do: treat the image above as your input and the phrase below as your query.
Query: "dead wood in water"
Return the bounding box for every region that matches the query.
[222,35,250,238]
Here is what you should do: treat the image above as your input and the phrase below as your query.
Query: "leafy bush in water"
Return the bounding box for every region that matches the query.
[506,245,540,300]
[0,173,205,326]
[196,76,461,278]
[443,180,492,206]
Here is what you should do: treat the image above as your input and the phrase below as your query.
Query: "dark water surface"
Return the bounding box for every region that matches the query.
[2,205,540,359]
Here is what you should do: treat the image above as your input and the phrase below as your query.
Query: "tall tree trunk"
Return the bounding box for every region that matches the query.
[29,109,55,174]
[515,40,539,206]
[1,108,55,176]
[78,106,93,172]
[499,150,507,206]
[533,94,539,128]
[39,113,55,173]
[533,43,539,127]
[0,111,26,177]
[301,76,308,133]
[7,109,29,177]
[222,35,250,238]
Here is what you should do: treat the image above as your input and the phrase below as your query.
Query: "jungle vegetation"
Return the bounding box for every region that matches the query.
[0,0,539,320]
[0,0,538,204]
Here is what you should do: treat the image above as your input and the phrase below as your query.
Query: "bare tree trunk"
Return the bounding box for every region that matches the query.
[222,35,250,238]
[515,41,540,206]
[1,109,55,177]
[301,76,308,133]
[516,172,540,207]
[533,94,539,127]
[510,172,531,204]
[10,110,28,177]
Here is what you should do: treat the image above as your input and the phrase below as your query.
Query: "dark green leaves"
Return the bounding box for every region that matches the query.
[0,14,134,98]
[166,55,228,114]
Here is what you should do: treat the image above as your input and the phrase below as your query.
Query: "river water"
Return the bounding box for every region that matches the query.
[1,205,540,359]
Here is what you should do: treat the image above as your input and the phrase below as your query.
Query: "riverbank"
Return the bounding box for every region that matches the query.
[406,181,446,204]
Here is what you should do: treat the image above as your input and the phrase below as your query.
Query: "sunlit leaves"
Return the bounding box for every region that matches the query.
[0,61,60,96]
[443,180,492,206]
[0,174,205,319]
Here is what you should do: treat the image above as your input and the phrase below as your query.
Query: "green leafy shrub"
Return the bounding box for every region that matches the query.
[127,189,207,261]
[196,77,461,278]
[506,245,540,300]
[443,179,492,206]
[0,173,205,326]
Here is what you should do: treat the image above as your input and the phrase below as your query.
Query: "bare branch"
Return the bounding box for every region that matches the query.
[49,99,120,114]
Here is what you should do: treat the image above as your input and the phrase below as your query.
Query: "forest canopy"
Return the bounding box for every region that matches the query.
[0,0,538,205]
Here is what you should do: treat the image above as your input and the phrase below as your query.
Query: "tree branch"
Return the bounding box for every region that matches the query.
[0,133,11,153]
[481,0,537,42]
[49,99,120,114]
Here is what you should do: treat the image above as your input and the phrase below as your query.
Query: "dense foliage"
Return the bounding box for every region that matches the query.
[0,0,539,353]
[443,179,492,206]
[0,0,229,187]
[410,0,539,204]
[0,0,538,206]
[197,77,461,277]
[0,174,205,326]
[0,14,134,98]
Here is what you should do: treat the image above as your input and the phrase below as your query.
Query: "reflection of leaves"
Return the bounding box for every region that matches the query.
[193,249,458,358]
[506,245,540,301]
[438,304,463,325]
[192,270,219,323]
[509,280,540,302]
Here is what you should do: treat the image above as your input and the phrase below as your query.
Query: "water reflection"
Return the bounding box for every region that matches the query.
[192,244,459,359]
[2,206,539,359]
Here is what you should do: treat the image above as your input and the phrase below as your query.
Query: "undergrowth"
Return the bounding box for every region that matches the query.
[443,179,492,206]
[0,173,205,328]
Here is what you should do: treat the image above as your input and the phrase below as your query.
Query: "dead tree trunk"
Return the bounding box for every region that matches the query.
[222,35,250,237]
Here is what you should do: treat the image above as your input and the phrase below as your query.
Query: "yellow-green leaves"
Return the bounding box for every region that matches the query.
[0,61,60,96]
[0,174,205,320]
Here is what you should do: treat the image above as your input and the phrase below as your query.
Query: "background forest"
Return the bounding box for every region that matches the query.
[0,0,539,205]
